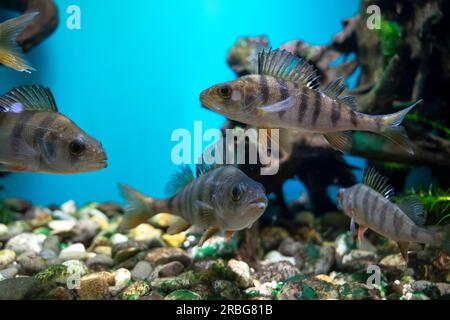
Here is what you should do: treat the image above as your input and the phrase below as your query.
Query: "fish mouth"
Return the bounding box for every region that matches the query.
[84,160,108,172]
[249,197,268,211]
[200,89,213,109]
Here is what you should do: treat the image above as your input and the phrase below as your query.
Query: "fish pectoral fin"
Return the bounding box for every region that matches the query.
[225,231,236,241]
[260,128,293,158]
[323,131,353,153]
[167,216,191,235]
[357,226,368,242]
[194,200,216,226]
[350,217,356,235]
[258,96,294,113]
[397,241,409,262]
[198,226,219,247]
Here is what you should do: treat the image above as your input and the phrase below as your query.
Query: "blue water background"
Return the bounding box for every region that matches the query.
[0,0,361,205]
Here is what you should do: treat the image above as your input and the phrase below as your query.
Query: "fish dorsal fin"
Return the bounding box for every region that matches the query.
[363,167,395,200]
[257,48,319,89]
[196,160,218,177]
[338,96,357,110]
[0,85,58,113]
[165,165,195,196]
[397,196,426,226]
[323,78,346,100]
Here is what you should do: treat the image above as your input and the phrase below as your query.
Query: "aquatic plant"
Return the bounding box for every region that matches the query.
[406,112,450,139]
[377,17,403,59]
[0,202,14,224]
[402,186,450,225]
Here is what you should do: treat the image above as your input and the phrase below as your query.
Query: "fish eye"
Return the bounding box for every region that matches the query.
[69,139,86,156]
[231,185,243,202]
[218,85,232,99]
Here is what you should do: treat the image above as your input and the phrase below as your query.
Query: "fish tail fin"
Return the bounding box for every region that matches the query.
[378,100,422,154]
[118,183,158,231]
[0,12,38,72]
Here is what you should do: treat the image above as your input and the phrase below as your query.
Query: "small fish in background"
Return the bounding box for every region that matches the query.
[337,167,450,261]
[0,85,107,173]
[200,48,421,155]
[0,12,39,73]
[119,165,268,246]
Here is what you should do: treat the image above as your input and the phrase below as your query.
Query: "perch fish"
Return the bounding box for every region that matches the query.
[200,48,420,155]
[119,165,268,246]
[0,85,107,173]
[337,167,450,261]
[0,12,39,72]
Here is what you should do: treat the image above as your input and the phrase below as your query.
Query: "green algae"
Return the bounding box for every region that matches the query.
[35,265,68,284]
[0,203,14,224]
[164,289,201,300]
[120,281,151,300]
[377,17,403,59]
[194,238,237,261]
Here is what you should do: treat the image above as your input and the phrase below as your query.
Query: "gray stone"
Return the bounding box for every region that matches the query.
[62,260,89,277]
[0,267,18,280]
[86,254,113,271]
[131,261,153,281]
[341,249,377,271]
[158,261,185,278]
[144,247,192,268]
[6,233,45,255]
[227,259,253,288]
[71,219,100,245]
[41,235,60,260]
[0,277,39,300]
[59,243,88,261]
[17,252,47,275]
[0,249,16,269]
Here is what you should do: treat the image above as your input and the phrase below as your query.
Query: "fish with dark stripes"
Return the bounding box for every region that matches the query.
[119,165,267,246]
[0,12,39,72]
[337,167,450,261]
[200,48,421,154]
[0,85,107,173]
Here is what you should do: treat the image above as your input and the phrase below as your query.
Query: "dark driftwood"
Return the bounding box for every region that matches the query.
[0,0,58,52]
[222,1,450,200]
[222,1,450,260]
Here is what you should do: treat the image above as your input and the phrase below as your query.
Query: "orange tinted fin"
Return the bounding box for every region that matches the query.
[225,231,236,241]
[198,226,219,247]
[397,241,409,262]
[358,226,368,242]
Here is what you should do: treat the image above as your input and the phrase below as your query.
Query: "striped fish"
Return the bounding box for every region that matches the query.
[0,12,39,72]
[119,165,268,246]
[0,85,107,173]
[337,167,450,261]
[200,48,420,154]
